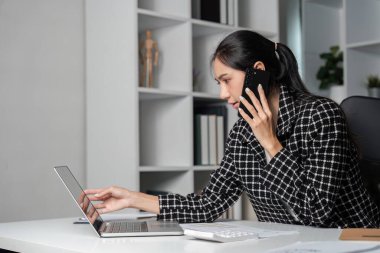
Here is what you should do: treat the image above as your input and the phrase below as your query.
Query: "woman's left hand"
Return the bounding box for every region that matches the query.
[239,84,283,158]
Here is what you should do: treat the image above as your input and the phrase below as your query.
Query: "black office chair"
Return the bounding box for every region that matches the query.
[340,96,380,208]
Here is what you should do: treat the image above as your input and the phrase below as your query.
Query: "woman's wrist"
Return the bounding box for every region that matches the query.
[130,191,160,214]
[266,139,283,158]
[127,190,139,208]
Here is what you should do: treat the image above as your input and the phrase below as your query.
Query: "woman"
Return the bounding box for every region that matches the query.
[85,30,379,228]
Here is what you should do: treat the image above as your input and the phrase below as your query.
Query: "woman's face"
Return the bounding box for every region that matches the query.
[213,58,245,110]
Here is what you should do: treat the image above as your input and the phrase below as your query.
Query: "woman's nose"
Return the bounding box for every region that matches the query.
[219,84,229,100]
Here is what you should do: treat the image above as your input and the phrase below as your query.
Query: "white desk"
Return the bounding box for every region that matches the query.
[0,218,341,253]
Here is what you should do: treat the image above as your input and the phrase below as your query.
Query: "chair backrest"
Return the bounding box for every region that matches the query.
[340,96,380,207]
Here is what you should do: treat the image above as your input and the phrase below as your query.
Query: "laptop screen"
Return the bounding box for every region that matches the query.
[54,166,103,234]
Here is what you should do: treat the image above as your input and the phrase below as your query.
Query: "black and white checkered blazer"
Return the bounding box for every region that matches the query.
[158,85,380,228]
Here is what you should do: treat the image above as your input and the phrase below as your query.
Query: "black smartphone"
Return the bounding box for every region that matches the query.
[239,67,271,118]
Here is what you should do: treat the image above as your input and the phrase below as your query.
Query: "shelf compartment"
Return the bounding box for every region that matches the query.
[192,33,227,95]
[346,45,380,97]
[193,101,228,166]
[138,0,190,19]
[140,171,193,196]
[191,6,276,39]
[138,22,192,92]
[139,96,192,167]
[346,0,380,45]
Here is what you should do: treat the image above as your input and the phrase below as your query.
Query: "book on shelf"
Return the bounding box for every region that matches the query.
[233,0,239,26]
[194,114,210,165]
[220,0,227,24]
[216,115,224,163]
[227,0,235,26]
[192,0,201,19]
[208,114,217,165]
[200,0,220,23]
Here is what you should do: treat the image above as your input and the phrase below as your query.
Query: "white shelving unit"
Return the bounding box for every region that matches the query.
[302,0,380,100]
[85,0,279,218]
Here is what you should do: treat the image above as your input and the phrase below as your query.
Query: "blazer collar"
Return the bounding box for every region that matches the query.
[240,118,266,167]
[276,84,296,137]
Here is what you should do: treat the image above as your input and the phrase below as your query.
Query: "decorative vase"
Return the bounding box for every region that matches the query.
[368,87,380,98]
[329,85,346,104]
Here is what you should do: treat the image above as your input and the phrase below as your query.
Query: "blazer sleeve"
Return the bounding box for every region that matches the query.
[260,103,349,226]
[157,140,243,223]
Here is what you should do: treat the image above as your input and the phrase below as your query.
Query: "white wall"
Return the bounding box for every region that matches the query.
[85,0,138,193]
[0,0,85,222]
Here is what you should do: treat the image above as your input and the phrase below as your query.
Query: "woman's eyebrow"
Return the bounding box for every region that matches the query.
[215,73,228,81]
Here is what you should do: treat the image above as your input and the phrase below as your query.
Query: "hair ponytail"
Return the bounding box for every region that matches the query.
[275,43,310,95]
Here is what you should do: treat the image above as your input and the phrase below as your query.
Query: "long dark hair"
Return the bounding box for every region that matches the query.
[211,30,310,97]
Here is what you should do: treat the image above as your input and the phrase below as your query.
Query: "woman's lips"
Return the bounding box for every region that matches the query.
[232,102,240,109]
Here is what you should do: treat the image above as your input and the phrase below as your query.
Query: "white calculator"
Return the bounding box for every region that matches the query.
[181,223,259,243]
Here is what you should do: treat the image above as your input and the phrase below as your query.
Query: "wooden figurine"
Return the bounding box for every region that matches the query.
[139,30,159,88]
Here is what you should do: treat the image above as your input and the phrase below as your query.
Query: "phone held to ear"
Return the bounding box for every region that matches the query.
[239,67,271,118]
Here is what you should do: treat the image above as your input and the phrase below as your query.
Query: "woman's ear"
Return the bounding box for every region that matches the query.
[253,61,266,71]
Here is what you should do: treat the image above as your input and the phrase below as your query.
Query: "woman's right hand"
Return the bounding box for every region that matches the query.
[84,186,133,214]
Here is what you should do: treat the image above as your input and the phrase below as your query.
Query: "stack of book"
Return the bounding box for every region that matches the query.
[194,104,228,166]
[192,0,238,26]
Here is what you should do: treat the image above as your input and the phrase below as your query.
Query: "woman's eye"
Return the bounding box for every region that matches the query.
[215,79,229,85]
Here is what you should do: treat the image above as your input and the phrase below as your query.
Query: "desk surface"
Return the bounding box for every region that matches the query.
[0,217,341,253]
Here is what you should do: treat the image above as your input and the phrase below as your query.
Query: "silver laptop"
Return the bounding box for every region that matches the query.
[54,166,183,237]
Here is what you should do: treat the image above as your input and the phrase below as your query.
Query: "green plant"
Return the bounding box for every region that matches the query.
[316,45,343,90]
[367,75,380,88]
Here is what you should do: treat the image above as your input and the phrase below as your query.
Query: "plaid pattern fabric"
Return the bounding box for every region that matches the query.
[158,85,380,228]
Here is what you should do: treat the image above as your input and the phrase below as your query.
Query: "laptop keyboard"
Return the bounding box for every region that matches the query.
[105,221,148,233]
